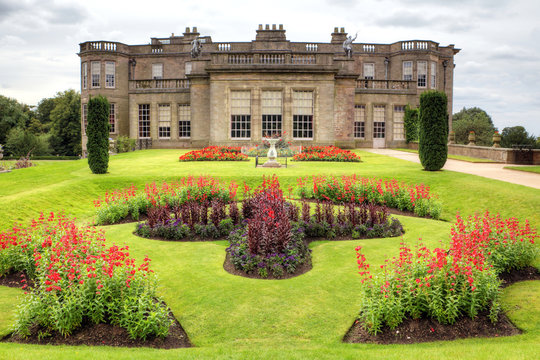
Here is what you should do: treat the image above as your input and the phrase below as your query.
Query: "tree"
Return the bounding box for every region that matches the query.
[418,90,448,171]
[87,95,110,174]
[49,90,81,156]
[35,97,56,133]
[4,127,52,157]
[500,126,537,148]
[452,107,496,146]
[404,105,419,143]
[0,95,30,144]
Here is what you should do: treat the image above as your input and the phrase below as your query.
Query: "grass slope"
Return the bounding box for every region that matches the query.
[0,150,538,359]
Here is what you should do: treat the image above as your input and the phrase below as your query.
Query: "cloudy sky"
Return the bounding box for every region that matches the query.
[1,0,539,135]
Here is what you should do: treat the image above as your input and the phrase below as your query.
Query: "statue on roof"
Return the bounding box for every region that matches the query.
[191,37,203,58]
[343,32,358,58]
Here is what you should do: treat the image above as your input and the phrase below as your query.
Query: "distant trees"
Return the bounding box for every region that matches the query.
[500,126,537,148]
[0,95,30,145]
[452,107,496,146]
[49,90,81,156]
[418,91,448,171]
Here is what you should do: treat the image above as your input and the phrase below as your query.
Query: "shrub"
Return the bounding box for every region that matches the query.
[116,136,136,153]
[292,146,361,162]
[404,105,419,144]
[0,213,172,339]
[87,95,110,174]
[5,127,52,157]
[418,90,448,171]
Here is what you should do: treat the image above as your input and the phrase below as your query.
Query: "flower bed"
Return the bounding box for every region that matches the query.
[353,211,538,335]
[292,146,361,162]
[179,146,248,161]
[93,176,238,225]
[297,175,442,219]
[0,213,172,340]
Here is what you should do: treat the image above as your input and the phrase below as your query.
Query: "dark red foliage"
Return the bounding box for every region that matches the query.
[147,206,170,228]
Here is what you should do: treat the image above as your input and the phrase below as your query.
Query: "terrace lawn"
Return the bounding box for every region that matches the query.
[504,166,540,174]
[0,149,538,359]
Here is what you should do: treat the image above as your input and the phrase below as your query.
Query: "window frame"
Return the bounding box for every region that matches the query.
[354,104,366,139]
[109,103,116,134]
[417,61,427,88]
[430,61,437,89]
[82,103,88,135]
[178,104,191,139]
[393,105,405,141]
[292,90,314,140]
[105,61,115,88]
[157,104,171,139]
[261,90,283,137]
[363,63,375,80]
[373,105,386,139]
[91,61,100,88]
[82,62,87,90]
[230,90,252,140]
[403,61,413,81]
[138,104,151,139]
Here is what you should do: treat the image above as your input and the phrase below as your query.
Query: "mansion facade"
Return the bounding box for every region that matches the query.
[78,25,459,151]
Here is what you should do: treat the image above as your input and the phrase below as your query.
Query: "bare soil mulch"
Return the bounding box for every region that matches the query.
[344,267,539,344]
[223,252,312,280]
[0,271,33,289]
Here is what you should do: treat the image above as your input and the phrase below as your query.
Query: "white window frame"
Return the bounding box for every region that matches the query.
[403,61,413,81]
[393,105,405,141]
[109,103,116,134]
[417,61,427,88]
[354,105,365,139]
[363,63,374,80]
[152,63,163,79]
[91,61,100,88]
[158,104,171,139]
[261,90,283,137]
[178,104,191,138]
[82,62,87,89]
[292,90,314,140]
[431,62,437,89]
[105,61,115,88]
[230,90,251,139]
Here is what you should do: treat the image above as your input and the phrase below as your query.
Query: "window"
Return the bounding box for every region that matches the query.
[82,63,87,89]
[403,61,412,81]
[364,63,374,80]
[393,105,405,141]
[431,62,437,89]
[152,63,163,79]
[261,91,282,137]
[105,62,115,88]
[417,61,427,88]
[178,104,191,138]
[138,104,150,138]
[373,105,385,139]
[354,105,365,139]
[91,61,100,88]
[109,103,116,133]
[292,90,314,139]
[82,104,88,134]
[185,62,192,75]
[230,90,251,139]
[158,104,171,139]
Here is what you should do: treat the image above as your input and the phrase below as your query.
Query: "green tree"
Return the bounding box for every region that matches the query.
[404,105,419,143]
[500,126,537,148]
[49,90,81,156]
[87,95,110,174]
[452,107,496,146]
[35,97,56,133]
[0,95,30,144]
[5,127,52,157]
[418,90,448,171]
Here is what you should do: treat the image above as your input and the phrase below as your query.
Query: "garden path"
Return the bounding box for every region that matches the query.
[365,149,540,190]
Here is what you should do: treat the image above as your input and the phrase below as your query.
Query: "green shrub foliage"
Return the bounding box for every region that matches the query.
[87,96,110,174]
[404,105,419,143]
[418,91,448,171]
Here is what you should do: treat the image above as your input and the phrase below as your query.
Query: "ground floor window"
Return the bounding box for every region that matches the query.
[230,91,251,139]
[178,104,191,138]
[293,90,314,139]
[158,104,171,139]
[393,105,405,141]
[262,90,282,137]
[373,105,386,139]
[138,104,150,138]
[82,104,87,134]
[354,105,365,138]
[109,103,116,133]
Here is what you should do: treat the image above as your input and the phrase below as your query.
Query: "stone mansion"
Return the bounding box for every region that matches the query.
[78,25,459,151]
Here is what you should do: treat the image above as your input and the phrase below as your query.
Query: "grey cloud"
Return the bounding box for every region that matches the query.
[0,0,86,27]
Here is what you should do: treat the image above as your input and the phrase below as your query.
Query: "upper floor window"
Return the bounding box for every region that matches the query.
[105,62,115,88]
[431,62,437,89]
[292,90,314,139]
[230,90,251,139]
[417,61,427,88]
[363,63,374,80]
[152,63,163,79]
[91,61,100,88]
[403,61,412,81]
[82,62,87,89]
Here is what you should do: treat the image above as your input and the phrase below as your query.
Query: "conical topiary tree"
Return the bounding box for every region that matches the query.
[418,90,448,171]
[87,95,110,174]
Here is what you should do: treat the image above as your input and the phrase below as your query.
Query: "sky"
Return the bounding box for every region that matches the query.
[1,0,539,135]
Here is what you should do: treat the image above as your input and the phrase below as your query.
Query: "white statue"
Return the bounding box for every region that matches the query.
[343,32,358,58]
[191,37,202,58]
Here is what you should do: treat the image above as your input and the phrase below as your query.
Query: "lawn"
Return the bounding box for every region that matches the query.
[504,166,540,174]
[0,149,539,359]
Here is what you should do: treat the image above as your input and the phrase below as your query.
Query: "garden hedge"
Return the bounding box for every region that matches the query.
[404,105,419,144]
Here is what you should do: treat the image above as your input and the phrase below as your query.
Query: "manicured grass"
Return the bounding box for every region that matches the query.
[504,166,540,174]
[0,149,538,359]
[394,148,500,163]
